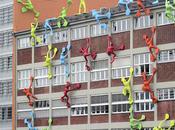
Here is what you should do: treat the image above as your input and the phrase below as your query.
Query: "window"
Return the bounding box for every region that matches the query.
[112,18,130,33]
[18,69,31,89]
[0,56,12,71]
[134,14,153,29]
[91,24,108,36]
[91,95,108,115]
[0,30,12,47]
[134,92,154,112]
[0,106,12,121]
[35,68,49,87]
[158,88,175,101]
[91,60,108,81]
[71,26,88,40]
[17,37,31,49]
[54,30,68,43]
[158,49,175,63]
[53,65,66,85]
[34,100,49,109]
[157,11,174,26]
[0,80,12,96]
[71,97,88,116]
[71,62,87,83]
[112,66,130,79]
[0,5,13,25]
[134,53,153,76]
[112,94,129,113]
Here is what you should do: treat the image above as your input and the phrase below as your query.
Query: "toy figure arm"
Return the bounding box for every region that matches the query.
[128,67,134,82]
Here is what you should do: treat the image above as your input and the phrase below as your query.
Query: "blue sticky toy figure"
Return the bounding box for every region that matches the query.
[44,17,57,43]
[91,8,111,29]
[24,112,37,130]
[60,44,71,77]
[152,0,159,4]
[117,0,133,16]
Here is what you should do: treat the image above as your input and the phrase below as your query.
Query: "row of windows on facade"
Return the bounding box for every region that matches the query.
[0,80,12,96]
[17,89,175,118]
[0,30,13,47]
[0,106,12,121]
[17,50,175,89]
[0,56,12,71]
[17,11,174,49]
[0,6,13,25]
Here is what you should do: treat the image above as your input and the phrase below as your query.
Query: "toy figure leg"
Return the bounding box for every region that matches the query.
[63,18,68,27]
[111,53,116,63]
[91,52,97,60]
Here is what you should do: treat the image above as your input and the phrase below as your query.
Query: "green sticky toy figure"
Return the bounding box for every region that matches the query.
[44,44,58,79]
[57,7,69,28]
[17,0,40,18]
[42,118,52,130]
[30,18,42,46]
[67,0,72,7]
[79,0,86,14]
[165,0,175,22]
[153,114,175,130]
[121,67,134,105]
[129,105,145,130]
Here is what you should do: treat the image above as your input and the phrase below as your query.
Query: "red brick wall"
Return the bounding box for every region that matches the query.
[157,101,175,120]
[17,119,26,127]
[34,46,48,63]
[133,28,151,48]
[52,85,65,93]
[134,112,154,121]
[157,62,175,82]
[17,90,25,96]
[17,48,32,65]
[90,115,108,123]
[111,31,130,50]
[70,116,88,124]
[111,79,123,87]
[52,117,68,125]
[90,80,108,89]
[34,87,49,95]
[34,118,48,126]
[111,113,129,122]
[157,24,175,45]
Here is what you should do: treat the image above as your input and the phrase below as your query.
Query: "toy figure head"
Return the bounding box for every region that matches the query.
[23,88,28,93]
[143,34,148,41]
[141,72,147,81]
[62,47,67,54]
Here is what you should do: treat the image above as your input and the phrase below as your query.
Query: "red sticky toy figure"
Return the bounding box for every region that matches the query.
[135,0,150,17]
[143,26,159,62]
[106,35,125,64]
[23,76,38,106]
[61,81,81,108]
[80,38,97,71]
[141,67,158,104]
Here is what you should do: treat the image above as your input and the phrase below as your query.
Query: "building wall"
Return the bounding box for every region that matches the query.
[14,2,175,130]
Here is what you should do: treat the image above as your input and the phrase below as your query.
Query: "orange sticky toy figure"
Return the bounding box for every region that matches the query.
[141,67,158,104]
[106,35,125,64]
[143,26,159,62]
[61,81,81,108]
[80,38,97,71]
[23,76,38,106]
[135,0,150,17]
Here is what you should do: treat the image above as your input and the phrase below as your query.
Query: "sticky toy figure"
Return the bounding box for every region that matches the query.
[106,35,125,64]
[60,44,72,77]
[44,44,58,79]
[129,105,145,130]
[152,0,159,4]
[23,76,37,107]
[153,113,174,130]
[168,120,175,130]
[44,18,57,37]
[117,0,133,16]
[31,18,42,46]
[17,0,40,18]
[57,7,68,28]
[141,67,158,104]
[61,81,81,108]
[67,0,72,7]
[121,67,134,105]
[24,112,37,130]
[79,0,86,14]
[165,0,175,22]
[143,26,159,62]
[135,0,150,17]
[91,9,111,29]
[79,38,97,71]
[42,118,52,130]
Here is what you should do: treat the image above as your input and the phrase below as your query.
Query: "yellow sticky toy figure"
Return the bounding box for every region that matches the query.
[79,0,86,14]
[44,44,58,79]
[30,18,42,46]
[121,67,134,105]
